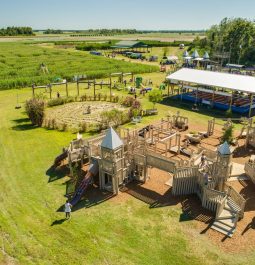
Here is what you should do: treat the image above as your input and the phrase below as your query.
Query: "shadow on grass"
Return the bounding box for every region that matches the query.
[12,118,38,131]
[56,184,114,213]
[46,164,69,183]
[51,218,66,226]
[122,181,213,225]
[12,118,30,123]
[71,185,114,212]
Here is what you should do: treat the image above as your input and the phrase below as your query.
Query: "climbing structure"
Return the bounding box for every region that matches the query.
[172,141,246,237]
[54,115,247,237]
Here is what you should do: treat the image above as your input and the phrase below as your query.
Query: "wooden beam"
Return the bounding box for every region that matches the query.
[77,80,80,96]
[65,81,69,97]
[94,80,96,100]
[249,94,254,118]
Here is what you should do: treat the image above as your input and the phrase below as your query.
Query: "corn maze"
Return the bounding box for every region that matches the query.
[0,42,158,89]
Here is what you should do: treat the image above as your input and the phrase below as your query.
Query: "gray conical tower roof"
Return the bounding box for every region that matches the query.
[192,50,200,58]
[218,141,231,155]
[183,50,189,57]
[203,51,210,59]
[101,127,123,150]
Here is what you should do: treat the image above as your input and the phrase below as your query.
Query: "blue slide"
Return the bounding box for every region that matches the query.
[70,161,99,206]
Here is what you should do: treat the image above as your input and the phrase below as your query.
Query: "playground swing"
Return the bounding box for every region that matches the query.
[172,113,189,131]
[15,93,21,109]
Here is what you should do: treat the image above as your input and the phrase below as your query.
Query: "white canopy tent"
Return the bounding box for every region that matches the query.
[166,68,255,94]
[166,68,255,116]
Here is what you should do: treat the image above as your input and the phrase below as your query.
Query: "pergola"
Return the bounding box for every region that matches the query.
[166,68,255,117]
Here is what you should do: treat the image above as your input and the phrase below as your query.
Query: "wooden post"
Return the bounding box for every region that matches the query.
[212,88,215,107]
[249,94,254,118]
[66,81,69,97]
[94,80,96,100]
[77,80,80,96]
[167,82,170,96]
[110,81,112,102]
[180,82,184,101]
[32,84,35,97]
[177,133,181,154]
[49,84,52,99]
[229,91,233,110]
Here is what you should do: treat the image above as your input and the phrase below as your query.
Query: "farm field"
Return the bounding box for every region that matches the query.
[0,42,158,89]
[0,32,202,43]
[1,82,255,264]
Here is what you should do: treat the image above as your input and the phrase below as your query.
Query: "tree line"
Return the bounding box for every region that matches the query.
[43,29,63,34]
[71,29,138,36]
[0,27,33,36]
[193,18,255,66]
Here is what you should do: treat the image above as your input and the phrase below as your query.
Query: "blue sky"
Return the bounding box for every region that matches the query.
[0,0,254,30]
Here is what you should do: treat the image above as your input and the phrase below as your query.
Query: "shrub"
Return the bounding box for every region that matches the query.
[225,108,233,118]
[25,98,45,126]
[148,90,163,109]
[47,98,65,107]
[64,96,75,104]
[129,99,142,118]
[100,109,129,128]
[122,96,135,107]
[79,122,87,133]
[80,94,87,101]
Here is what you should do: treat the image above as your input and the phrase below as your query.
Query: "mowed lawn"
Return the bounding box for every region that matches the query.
[1,85,255,264]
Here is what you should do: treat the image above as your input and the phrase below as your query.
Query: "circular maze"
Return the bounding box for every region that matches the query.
[44,101,126,128]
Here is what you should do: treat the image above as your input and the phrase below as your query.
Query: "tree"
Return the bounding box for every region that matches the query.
[204,18,255,64]
[25,98,45,126]
[163,47,169,57]
[148,90,163,109]
[221,125,234,144]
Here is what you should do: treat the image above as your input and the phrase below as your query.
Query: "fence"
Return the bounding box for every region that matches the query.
[225,183,246,219]
[244,162,255,184]
[172,167,198,195]
[202,188,226,212]
[145,150,177,173]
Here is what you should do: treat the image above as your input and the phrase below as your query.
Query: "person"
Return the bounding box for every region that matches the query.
[192,104,198,111]
[65,199,72,219]
[203,172,209,185]
[200,153,207,168]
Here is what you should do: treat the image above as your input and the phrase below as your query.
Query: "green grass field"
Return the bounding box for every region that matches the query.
[0,42,157,89]
[1,75,254,264]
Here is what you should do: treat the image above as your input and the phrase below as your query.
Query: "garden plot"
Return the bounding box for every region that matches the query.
[44,102,126,128]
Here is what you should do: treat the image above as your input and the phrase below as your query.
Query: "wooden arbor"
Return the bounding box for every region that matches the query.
[32,81,69,99]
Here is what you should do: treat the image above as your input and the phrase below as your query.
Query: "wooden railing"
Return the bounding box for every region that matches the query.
[216,194,227,219]
[202,188,226,212]
[172,167,198,196]
[244,162,255,184]
[145,150,177,173]
[225,183,246,219]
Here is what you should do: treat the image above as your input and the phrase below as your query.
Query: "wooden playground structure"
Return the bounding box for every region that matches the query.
[53,113,255,238]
